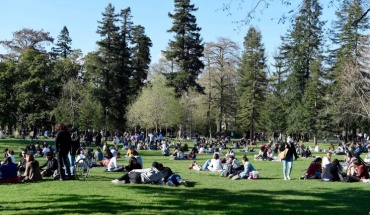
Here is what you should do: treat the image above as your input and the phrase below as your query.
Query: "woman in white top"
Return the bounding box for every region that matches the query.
[322,152,332,169]
[208,153,223,172]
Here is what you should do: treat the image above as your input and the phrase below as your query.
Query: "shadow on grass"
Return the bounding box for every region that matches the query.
[2,184,370,215]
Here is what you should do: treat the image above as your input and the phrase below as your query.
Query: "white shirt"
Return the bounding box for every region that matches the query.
[208,159,222,171]
[107,157,119,171]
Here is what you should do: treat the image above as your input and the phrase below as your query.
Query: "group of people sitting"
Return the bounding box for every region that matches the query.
[300,150,370,182]
[188,151,259,180]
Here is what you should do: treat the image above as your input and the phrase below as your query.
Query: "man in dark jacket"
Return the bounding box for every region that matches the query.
[55,123,72,180]
[40,152,58,177]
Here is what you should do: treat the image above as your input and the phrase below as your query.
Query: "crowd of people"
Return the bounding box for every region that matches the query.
[1,130,370,185]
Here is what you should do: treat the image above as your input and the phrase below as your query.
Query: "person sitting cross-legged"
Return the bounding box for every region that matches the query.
[40,152,58,177]
[111,161,163,185]
[231,155,256,180]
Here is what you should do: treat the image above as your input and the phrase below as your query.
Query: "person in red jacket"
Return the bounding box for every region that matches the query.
[304,157,322,179]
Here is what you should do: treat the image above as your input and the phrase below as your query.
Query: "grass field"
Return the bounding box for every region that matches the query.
[1,138,370,215]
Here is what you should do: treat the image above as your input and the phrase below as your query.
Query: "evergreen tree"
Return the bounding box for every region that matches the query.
[280,0,325,134]
[165,0,204,95]
[329,0,370,138]
[52,26,72,59]
[130,25,152,97]
[260,50,288,134]
[237,26,267,139]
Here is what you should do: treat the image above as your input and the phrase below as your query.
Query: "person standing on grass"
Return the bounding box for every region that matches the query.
[55,123,72,180]
[280,137,298,180]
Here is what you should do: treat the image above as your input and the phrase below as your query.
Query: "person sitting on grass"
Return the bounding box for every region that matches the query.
[198,144,206,154]
[231,155,256,180]
[40,152,58,177]
[124,156,142,172]
[111,161,163,185]
[321,159,341,182]
[348,158,369,181]
[201,153,223,172]
[126,146,136,158]
[20,153,42,182]
[322,152,332,170]
[174,147,185,160]
[0,157,18,183]
[17,149,27,174]
[254,145,266,160]
[301,147,312,158]
[301,157,322,179]
[222,155,241,177]
[107,152,124,172]
[158,163,187,186]
[186,149,197,160]
[94,147,104,164]
[100,148,113,166]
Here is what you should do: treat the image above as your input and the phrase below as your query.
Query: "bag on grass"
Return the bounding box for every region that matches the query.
[278,148,289,160]
[129,172,142,183]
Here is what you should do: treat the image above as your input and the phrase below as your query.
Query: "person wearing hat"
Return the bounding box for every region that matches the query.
[111,161,163,184]
[40,152,58,177]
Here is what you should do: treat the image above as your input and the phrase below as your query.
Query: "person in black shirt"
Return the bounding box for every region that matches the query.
[55,123,72,180]
[40,152,58,177]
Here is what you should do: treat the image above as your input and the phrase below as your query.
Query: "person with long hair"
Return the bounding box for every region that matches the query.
[280,138,298,180]
[21,153,42,182]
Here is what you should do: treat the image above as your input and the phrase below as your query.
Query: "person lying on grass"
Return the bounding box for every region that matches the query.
[111,161,163,185]
[0,157,18,183]
[300,157,322,180]
[158,163,187,186]
[230,155,256,180]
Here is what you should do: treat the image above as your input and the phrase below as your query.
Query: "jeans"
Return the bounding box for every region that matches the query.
[202,159,211,171]
[282,157,293,178]
[67,154,76,175]
[168,174,181,185]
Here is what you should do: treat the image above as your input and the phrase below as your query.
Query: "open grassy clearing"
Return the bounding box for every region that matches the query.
[1,138,370,215]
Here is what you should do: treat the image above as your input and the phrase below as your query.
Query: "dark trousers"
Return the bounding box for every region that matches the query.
[118,173,130,183]
[57,152,71,177]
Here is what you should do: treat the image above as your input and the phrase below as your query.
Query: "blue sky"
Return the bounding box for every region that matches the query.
[0,0,336,65]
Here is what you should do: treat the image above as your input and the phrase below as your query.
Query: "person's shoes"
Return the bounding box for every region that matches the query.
[179,180,187,186]
[300,176,306,180]
[228,174,234,179]
[287,176,291,180]
[284,177,287,180]
[111,179,125,184]
[232,175,240,180]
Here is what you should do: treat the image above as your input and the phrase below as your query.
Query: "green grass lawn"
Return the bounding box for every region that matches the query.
[1,138,370,215]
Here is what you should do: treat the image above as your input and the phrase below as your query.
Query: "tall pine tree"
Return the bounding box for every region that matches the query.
[237,26,267,140]
[165,0,204,95]
[52,26,72,59]
[329,0,370,138]
[280,0,325,135]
